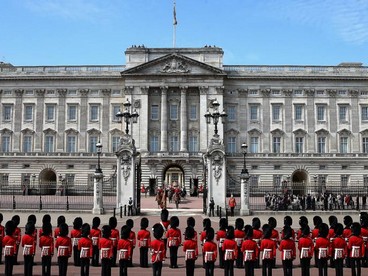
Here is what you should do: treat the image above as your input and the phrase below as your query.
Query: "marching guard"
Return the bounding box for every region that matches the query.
[137,217,151,268]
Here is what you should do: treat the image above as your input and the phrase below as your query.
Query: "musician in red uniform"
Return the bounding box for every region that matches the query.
[298,225,314,276]
[216,218,227,269]
[78,223,93,276]
[314,223,330,276]
[0,213,5,264]
[109,216,119,267]
[203,227,217,276]
[39,223,54,276]
[55,223,72,276]
[183,226,198,276]
[99,225,113,276]
[331,223,347,276]
[160,209,170,257]
[11,215,21,265]
[278,226,296,276]
[150,223,165,276]
[251,217,262,269]
[21,222,36,276]
[137,217,151,268]
[54,215,66,239]
[312,216,323,268]
[71,217,83,266]
[118,225,132,276]
[222,226,238,276]
[167,216,181,268]
[234,218,245,268]
[343,215,353,268]
[2,220,17,276]
[126,219,136,267]
[260,225,276,276]
[90,216,101,267]
[241,225,259,276]
[268,217,279,268]
[348,222,365,276]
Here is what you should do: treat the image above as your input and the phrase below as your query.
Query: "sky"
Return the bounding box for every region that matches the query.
[1,0,368,66]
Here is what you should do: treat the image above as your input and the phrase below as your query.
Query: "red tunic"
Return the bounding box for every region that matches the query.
[78,237,93,258]
[160,221,170,240]
[260,238,277,259]
[99,237,113,259]
[21,234,36,255]
[331,236,347,259]
[222,239,238,260]
[39,234,54,256]
[2,235,17,256]
[183,239,198,259]
[342,228,352,240]
[348,235,365,258]
[150,239,165,263]
[90,228,101,247]
[281,228,295,240]
[234,229,246,247]
[200,230,207,245]
[14,227,21,245]
[128,231,136,248]
[203,240,217,262]
[54,227,60,239]
[137,229,151,248]
[216,229,226,249]
[298,236,314,258]
[167,228,181,247]
[314,237,330,259]
[327,228,335,240]
[70,229,82,247]
[241,239,259,261]
[278,238,296,260]
[311,228,319,240]
[117,238,132,260]
[55,236,72,257]
[110,228,119,248]
[251,229,263,246]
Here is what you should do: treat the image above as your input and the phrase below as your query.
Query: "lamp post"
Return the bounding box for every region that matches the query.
[93,140,104,214]
[240,142,250,215]
[314,175,318,194]
[96,141,102,173]
[116,98,139,135]
[204,99,227,138]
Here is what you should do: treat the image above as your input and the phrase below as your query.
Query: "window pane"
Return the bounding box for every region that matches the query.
[189,105,197,120]
[170,105,178,120]
[318,137,326,153]
[273,137,281,153]
[151,105,159,120]
[67,136,76,153]
[112,106,120,121]
[3,105,12,121]
[112,136,120,152]
[24,105,33,121]
[340,137,348,153]
[362,106,368,121]
[68,105,77,121]
[150,135,159,152]
[46,105,55,121]
[317,106,325,121]
[363,137,368,153]
[250,137,258,153]
[44,136,54,153]
[90,105,99,121]
[339,106,347,121]
[23,136,32,152]
[272,105,280,121]
[295,137,303,153]
[1,136,10,152]
[250,106,258,120]
[227,106,236,121]
[188,136,198,152]
[89,136,98,153]
[227,137,236,153]
[295,105,303,120]
[170,136,179,151]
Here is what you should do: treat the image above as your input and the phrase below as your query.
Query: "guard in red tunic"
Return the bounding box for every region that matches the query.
[54,215,66,239]
[260,225,276,276]
[39,223,54,276]
[11,215,21,265]
[331,223,347,276]
[78,223,93,276]
[251,217,262,269]
[166,216,181,268]
[186,217,198,246]
[222,226,238,276]
[281,216,295,241]
[241,225,259,276]
[200,218,211,267]
[137,217,151,268]
[234,218,245,268]
[360,213,368,267]
[99,225,113,276]
[268,217,279,268]
[71,217,83,266]
[55,223,72,276]
[38,214,52,238]
[183,226,198,276]
[203,227,217,276]
[126,219,136,267]
[27,214,38,252]
[348,222,365,276]
[315,223,330,276]
[343,215,353,268]
[312,216,323,267]
[118,225,132,276]
[160,209,170,257]
[298,225,314,276]
[22,222,36,276]
[90,216,101,267]
[150,223,165,276]
[278,226,296,276]
[0,213,5,265]
[327,215,338,268]
[216,218,227,269]
[2,220,17,276]
[109,216,119,267]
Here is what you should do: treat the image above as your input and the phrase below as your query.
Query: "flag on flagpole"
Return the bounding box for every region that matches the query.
[173,2,177,25]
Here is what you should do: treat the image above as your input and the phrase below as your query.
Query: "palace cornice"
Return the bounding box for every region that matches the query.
[0,75,122,81]
[226,75,368,81]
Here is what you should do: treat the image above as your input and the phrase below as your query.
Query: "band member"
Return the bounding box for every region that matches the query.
[71,217,83,266]
[281,216,295,240]
[183,226,198,276]
[11,215,21,265]
[109,216,119,267]
[241,225,259,276]
[222,226,238,276]
[99,225,113,276]
[278,226,295,276]
[39,223,54,276]
[137,217,151,268]
[348,222,365,276]
[296,216,309,242]
[216,218,228,269]
[38,214,52,238]
[90,216,101,267]
[55,223,72,276]
[167,216,181,268]
[261,225,276,276]
[54,215,66,238]
[78,223,92,276]
[312,216,323,267]
[0,213,4,264]
[187,217,198,246]
[331,223,347,276]
[126,219,136,267]
[298,225,314,276]
[203,227,217,276]
[327,215,338,268]
[3,220,17,276]
[268,217,279,268]
[150,223,165,276]
[118,225,132,276]
[234,218,245,268]
[200,218,211,267]
[252,217,263,269]
[160,209,170,256]
[314,223,330,276]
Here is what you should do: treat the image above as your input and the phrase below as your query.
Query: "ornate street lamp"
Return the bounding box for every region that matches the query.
[96,141,102,174]
[240,143,250,180]
[204,99,227,137]
[116,99,139,135]
[93,140,104,214]
[240,142,250,215]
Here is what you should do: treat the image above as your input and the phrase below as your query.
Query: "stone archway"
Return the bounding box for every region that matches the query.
[291,169,308,195]
[39,169,57,195]
[163,164,185,189]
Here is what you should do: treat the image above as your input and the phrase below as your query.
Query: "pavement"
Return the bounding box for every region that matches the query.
[0,195,365,275]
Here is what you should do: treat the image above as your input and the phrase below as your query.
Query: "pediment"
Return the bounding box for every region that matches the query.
[121,53,225,76]
[293,128,307,136]
[337,128,352,136]
[0,128,13,134]
[315,128,329,136]
[270,128,285,136]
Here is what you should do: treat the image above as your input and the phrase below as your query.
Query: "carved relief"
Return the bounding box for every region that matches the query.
[212,152,224,180]
[349,89,359,97]
[215,86,224,94]
[261,89,271,97]
[79,89,89,97]
[326,89,337,97]
[282,89,293,97]
[133,100,141,109]
[15,89,24,97]
[304,89,315,97]
[120,151,132,182]
[140,86,149,95]
[35,89,46,97]
[238,88,248,97]
[160,86,168,94]
[101,89,111,96]
[160,58,190,73]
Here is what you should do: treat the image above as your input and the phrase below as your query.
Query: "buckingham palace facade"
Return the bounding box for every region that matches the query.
[1,46,368,196]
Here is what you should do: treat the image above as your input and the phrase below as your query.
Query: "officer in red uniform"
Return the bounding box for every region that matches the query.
[314,223,330,276]
[348,222,365,276]
[241,225,259,276]
[216,218,227,269]
[71,217,83,266]
[203,227,217,276]
[39,223,54,276]
[137,217,151,268]
[109,216,119,267]
[298,225,314,276]
[150,223,165,276]
[360,213,368,267]
[55,223,72,276]
[234,218,245,268]
[90,217,101,267]
[99,225,113,276]
[118,225,132,276]
[260,225,276,276]
[78,223,93,276]
[160,209,170,256]
[2,220,17,276]
[183,226,198,276]
[331,223,347,276]
[166,216,181,268]
[278,226,296,276]
[126,219,136,267]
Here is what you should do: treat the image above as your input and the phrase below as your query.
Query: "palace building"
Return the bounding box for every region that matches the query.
[1,46,368,197]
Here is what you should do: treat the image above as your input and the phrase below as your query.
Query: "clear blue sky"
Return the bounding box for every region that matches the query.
[1,0,367,66]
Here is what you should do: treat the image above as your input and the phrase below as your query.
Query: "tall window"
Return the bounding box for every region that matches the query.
[151,105,159,120]
[112,136,120,152]
[250,137,259,153]
[339,105,347,122]
[188,135,198,152]
[250,105,258,120]
[295,137,303,153]
[90,105,99,121]
[150,135,159,152]
[340,137,348,153]
[112,105,120,121]
[3,105,12,121]
[227,137,236,153]
[67,105,77,121]
[1,136,10,152]
[318,137,326,153]
[89,136,98,153]
[23,135,32,152]
[273,175,282,188]
[273,137,281,153]
[189,105,197,120]
[44,135,54,153]
[295,105,303,121]
[250,175,259,188]
[227,106,236,121]
[46,105,55,121]
[67,136,76,153]
[341,175,349,187]
[317,105,325,121]
[272,105,281,121]
[170,104,178,120]
[169,135,179,151]
[363,137,368,153]
[362,106,368,121]
[24,105,33,121]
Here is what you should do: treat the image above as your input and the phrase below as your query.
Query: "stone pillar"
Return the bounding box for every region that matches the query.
[240,178,250,215]
[328,90,337,152]
[180,86,188,151]
[79,89,89,152]
[261,89,271,153]
[92,172,104,214]
[57,89,67,151]
[160,86,168,151]
[13,89,24,152]
[140,86,149,152]
[35,89,45,151]
[199,86,209,152]
[306,89,316,153]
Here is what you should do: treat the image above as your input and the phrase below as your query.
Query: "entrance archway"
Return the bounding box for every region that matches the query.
[163,165,185,189]
[39,169,57,195]
[291,169,308,195]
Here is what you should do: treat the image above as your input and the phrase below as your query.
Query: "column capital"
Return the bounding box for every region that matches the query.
[101,88,111,96]
[140,86,149,95]
[215,86,225,94]
[261,88,271,97]
[199,86,208,95]
[304,89,315,97]
[326,89,337,97]
[180,86,188,94]
[124,86,134,95]
[238,88,248,97]
[35,89,46,97]
[282,89,293,97]
[160,86,168,94]
[15,89,24,97]
[57,89,67,97]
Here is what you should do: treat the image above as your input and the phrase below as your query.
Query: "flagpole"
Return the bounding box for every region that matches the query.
[173,0,177,48]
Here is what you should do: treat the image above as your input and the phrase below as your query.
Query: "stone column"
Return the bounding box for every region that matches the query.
[199,86,208,151]
[160,86,168,152]
[140,86,149,152]
[57,89,67,151]
[306,89,315,153]
[350,90,359,152]
[13,89,24,152]
[283,89,293,153]
[328,90,337,152]
[261,89,271,153]
[240,178,250,215]
[180,86,188,151]
[101,89,111,145]
[79,89,89,152]
[35,89,45,151]
[92,172,104,214]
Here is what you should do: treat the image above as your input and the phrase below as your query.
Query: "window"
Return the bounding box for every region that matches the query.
[169,135,179,151]
[189,105,197,120]
[67,136,76,153]
[66,174,75,187]
[250,137,259,153]
[273,175,281,188]
[0,173,9,187]
[272,105,281,121]
[44,135,54,153]
[250,175,259,188]
[3,105,12,121]
[188,135,198,152]
[24,105,33,121]
[317,105,325,121]
[339,105,348,122]
[295,137,303,153]
[362,106,368,121]
[112,136,120,152]
[170,104,178,120]
[90,105,99,121]
[364,175,368,187]
[227,106,236,121]
[340,137,348,153]
[363,137,368,153]
[151,105,159,120]
[250,105,258,120]
[341,175,349,187]
[318,137,326,153]
[112,105,120,121]
[295,105,303,121]
[150,135,159,152]
[45,105,55,121]
[23,135,32,152]
[227,137,236,153]
[273,137,281,153]
[1,136,10,152]
[89,136,98,153]
[67,105,77,121]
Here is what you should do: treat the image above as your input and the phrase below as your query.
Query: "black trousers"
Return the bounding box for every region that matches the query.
[4,256,15,276]
[169,246,178,267]
[236,246,243,268]
[41,256,52,276]
[186,259,195,276]
[318,258,328,276]
[111,246,117,267]
[92,245,99,266]
[300,258,311,276]
[209,208,215,217]
[80,257,90,276]
[73,245,80,266]
[140,247,149,267]
[282,259,293,276]
[219,248,225,268]
[224,259,234,276]
[205,261,215,276]
[152,261,163,276]
[24,255,34,276]
[334,258,344,276]
[351,258,361,276]
[262,259,273,276]
[129,246,134,266]
[119,259,129,276]
[58,256,69,276]
[0,245,2,264]
[244,260,255,276]
[101,258,111,276]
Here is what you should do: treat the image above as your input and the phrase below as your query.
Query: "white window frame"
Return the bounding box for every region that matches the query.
[339,105,348,123]
[24,105,33,122]
[227,106,236,121]
[272,136,281,153]
[317,137,326,154]
[363,137,368,153]
[170,104,178,120]
[67,105,78,121]
[227,136,236,153]
[189,104,197,120]
[89,136,98,153]
[44,135,54,153]
[188,135,198,152]
[3,105,12,121]
[23,135,32,152]
[1,136,11,152]
[112,105,120,122]
[294,104,303,121]
[250,105,258,121]
[169,135,179,151]
[112,136,120,152]
[339,136,348,153]
[66,135,77,153]
[272,104,281,122]
[45,104,55,122]
[250,137,259,153]
[90,105,99,122]
[295,137,304,153]
[317,105,326,121]
[151,105,159,120]
[150,135,159,152]
[362,106,368,121]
